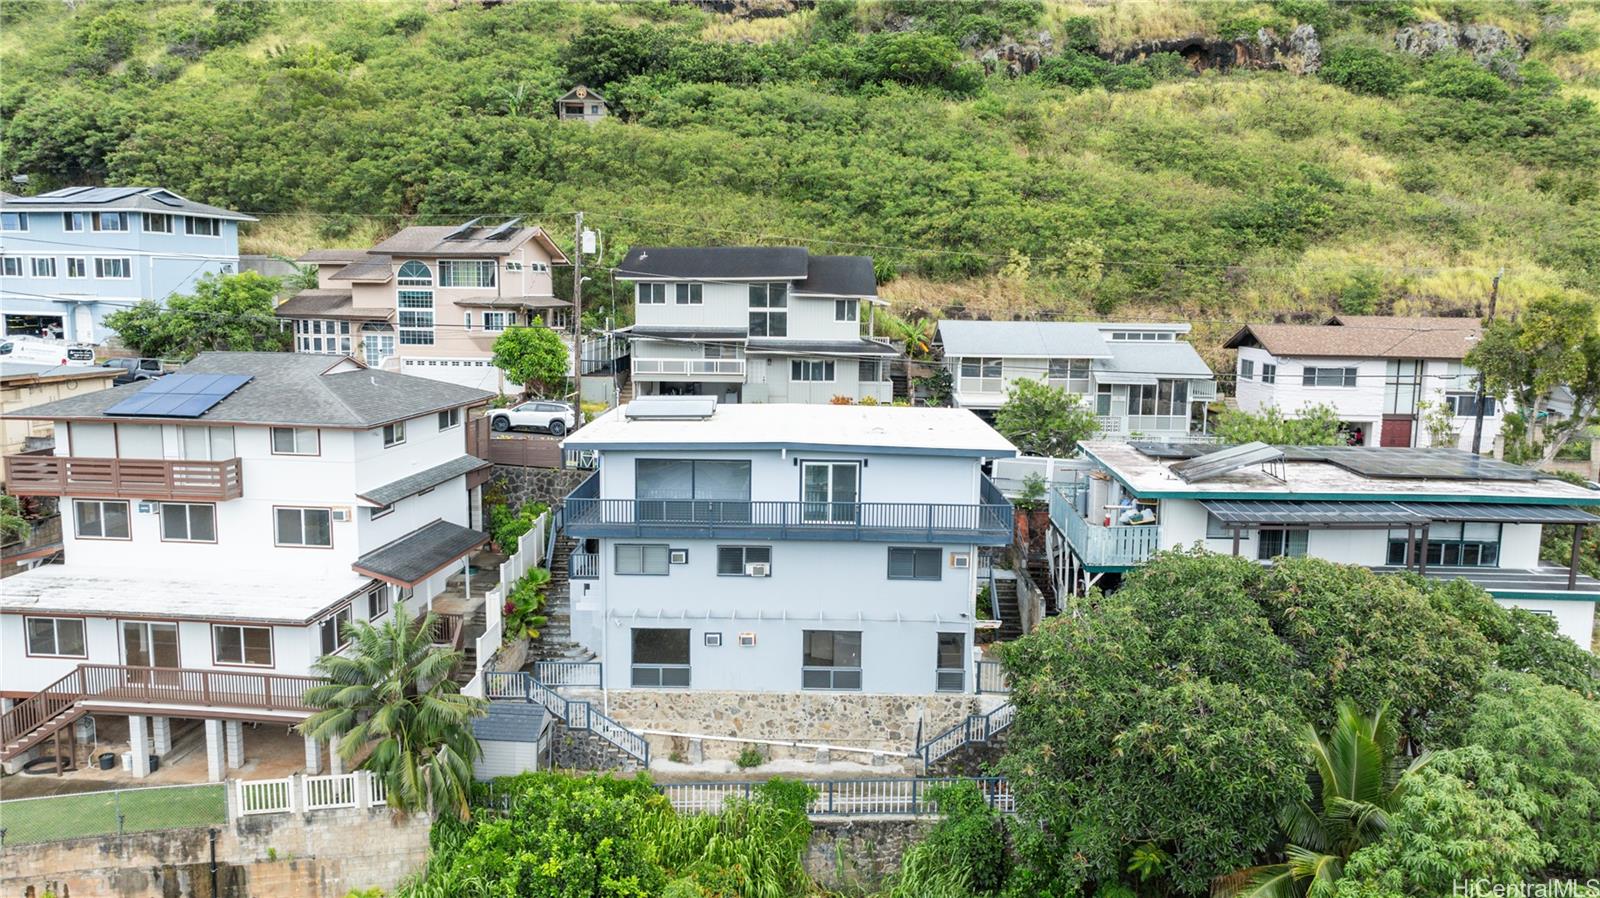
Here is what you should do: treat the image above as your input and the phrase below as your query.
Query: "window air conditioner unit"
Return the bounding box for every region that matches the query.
[745,562,770,578]
[738,632,757,647]
[950,553,971,569]
[331,507,352,523]
[138,501,159,514]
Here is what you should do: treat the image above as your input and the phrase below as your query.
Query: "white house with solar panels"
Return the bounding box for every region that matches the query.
[555,397,1017,694]
[934,320,1217,439]
[0,352,494,779]
[1049,440,1600,646]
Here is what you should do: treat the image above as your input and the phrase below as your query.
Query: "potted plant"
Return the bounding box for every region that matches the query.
[1012,473,1050,557]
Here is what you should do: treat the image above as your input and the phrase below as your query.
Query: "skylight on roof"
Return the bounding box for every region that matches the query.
[624,397,717,420]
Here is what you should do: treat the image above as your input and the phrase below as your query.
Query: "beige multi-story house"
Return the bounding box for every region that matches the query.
[277,220,571,392]
[1,361,119,487]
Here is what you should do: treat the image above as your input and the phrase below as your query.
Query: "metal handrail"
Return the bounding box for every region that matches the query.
[484,670,648,766]
[916,702,1016,770]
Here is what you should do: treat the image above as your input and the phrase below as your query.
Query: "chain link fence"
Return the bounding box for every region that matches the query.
[0,782,226,848]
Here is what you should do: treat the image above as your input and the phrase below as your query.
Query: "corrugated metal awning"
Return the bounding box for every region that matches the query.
[1401,503,1597,525]
[1201,500,1429,526]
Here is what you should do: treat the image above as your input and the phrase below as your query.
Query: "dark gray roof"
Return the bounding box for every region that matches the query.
[454,295,571,310]
[9,352,492,428]
[296,248,370,264]
[330,256,395,282]
[472,700,546,742]
[744,339,900,357]
[275,290,393,320]
[794,255,877,298]
[358,455,490,506]
[353,520,489,586]
[617,246,810,281]
[3,186,254,221]
[1372,565,1600,598]
[370,225,567,261]
[618,325,749,341]
[557,85,606,102]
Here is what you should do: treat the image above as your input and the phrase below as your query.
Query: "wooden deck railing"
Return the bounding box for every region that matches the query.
[4,456,244,501]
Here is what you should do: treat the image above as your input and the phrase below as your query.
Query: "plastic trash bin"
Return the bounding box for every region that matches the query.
[98,752,115,770]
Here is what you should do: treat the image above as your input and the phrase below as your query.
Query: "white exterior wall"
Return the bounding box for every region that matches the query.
[634,282,749,330]
[755,356,891,405]
[476,738,543,779]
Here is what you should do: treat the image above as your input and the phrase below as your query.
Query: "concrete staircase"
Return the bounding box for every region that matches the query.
[529,535,595,663]
[994,577,1023,641]
[618,373,636,405]
[454,604,487,689]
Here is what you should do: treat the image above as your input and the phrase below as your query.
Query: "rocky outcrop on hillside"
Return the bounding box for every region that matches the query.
[979,24,1321,78]
[1393,21,1528,63]
[677,0,812,19]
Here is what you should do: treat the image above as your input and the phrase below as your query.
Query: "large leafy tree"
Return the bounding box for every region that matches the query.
[104,271,289,360]
[993,377,1100,457]
[1215,404,1346,446]
[300,604,486,820]
[491,325,569,398]
[1466,294,1599,463]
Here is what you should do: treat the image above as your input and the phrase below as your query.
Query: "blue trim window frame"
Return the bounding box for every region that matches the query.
[887,546,941,580]
[802,629,862,690]
[1385,522,1502,567]
[631,627,691,687]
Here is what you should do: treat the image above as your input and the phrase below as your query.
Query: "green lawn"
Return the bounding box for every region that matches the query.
[0,784,226,845]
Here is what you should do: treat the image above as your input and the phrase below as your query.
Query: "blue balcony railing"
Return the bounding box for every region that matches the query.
[560,472,1014,545]
[1049,484,1160,570]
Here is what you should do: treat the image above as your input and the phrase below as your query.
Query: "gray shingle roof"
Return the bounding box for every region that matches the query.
[296,248,369,263]
[618,325,749,341]
[617,246,810,280]
[358,455,490,506]
[937,321,1114,360]
[330,256,395,282]
[744,338,900,356]
[472,701,546,742]
[353,520,488,586]
[8,352,492,428]
[3,186,255,221]
[370,225,567,261]
[274,290,394,320]
[794,255,877,298]
[1097,340,1214,380]
[1,362,119,384]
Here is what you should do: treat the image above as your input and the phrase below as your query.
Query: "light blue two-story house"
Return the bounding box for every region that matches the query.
[0,187,253,345]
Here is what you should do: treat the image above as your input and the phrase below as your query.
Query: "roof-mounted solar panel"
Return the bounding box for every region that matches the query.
[624,396,718,420]
[484,217,521,241]
[1169,441,1284,483]
[106,373,251,418]
[442,217,482,241]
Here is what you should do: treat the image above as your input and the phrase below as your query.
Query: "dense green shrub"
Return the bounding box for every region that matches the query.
[1416,53,1511,102]
[1318,45,1411,96]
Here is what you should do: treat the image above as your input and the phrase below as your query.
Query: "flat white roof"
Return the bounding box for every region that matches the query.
[566,403,1018,458]
[0,566,372,625]
[1080,441,1600,505]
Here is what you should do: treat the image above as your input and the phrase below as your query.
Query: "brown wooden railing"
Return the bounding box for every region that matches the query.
[1,664,321,757]
[431,613,465,651]
[4,456,244,501]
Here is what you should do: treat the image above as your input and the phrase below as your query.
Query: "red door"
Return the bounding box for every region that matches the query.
[1380,416,1414,447]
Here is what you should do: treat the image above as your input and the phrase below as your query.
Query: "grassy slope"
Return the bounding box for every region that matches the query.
[1,0,1596,355]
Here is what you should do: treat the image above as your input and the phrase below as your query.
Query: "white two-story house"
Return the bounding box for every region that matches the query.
[1049,440,1599,647]
[614,247,898,405]
[1,352,493,778]
[935,321,1217,439]
[277,220,571,392]
[555,398,1016,697]
[1224,316,1503,451]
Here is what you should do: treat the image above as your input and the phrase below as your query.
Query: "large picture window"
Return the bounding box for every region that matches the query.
[635,459,752,523]
[1302,366,1358,388]
[26,616,86,657]
[213,625,273,666]
[74,499,130,539]
[275,507,333,547]
[631,628,691,687]
[439,260,496,288]
[160,503,216,542]
[802,630,862,690]
[748,284,788,337]
[887,546,941,580]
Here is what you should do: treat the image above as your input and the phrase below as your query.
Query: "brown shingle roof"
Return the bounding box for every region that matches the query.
[370,225,569,262]
[296,248,370,264]
[1224,321,1481,360]
[1327,315,1480,330]
[329,255,395,282]
[274,289,394,321]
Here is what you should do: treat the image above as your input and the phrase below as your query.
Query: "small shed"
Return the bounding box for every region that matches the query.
[556,85,608,123]
[472,700,549,779]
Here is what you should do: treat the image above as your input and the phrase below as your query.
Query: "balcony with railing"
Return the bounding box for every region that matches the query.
[5,455,244,501]
[632,358,747,381]
[561,472,1014,545]
[1048,483,1160,570]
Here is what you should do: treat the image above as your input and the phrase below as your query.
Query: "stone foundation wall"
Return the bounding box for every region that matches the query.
[805,817,932,893]
[488,466,591,511]
[0,807,430,898]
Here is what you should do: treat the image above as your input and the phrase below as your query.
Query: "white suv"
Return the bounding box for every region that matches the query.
[488,400,577,436]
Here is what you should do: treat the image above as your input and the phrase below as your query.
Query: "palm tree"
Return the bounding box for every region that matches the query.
[1216,701,1432,898]
[300,603,487,820]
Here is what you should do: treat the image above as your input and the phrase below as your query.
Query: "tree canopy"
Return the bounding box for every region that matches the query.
[1467,294,1600,463]
[993,377,1100,456]
[1215,403,1346,446]
[103,271,288,360]
[491,325,569,397]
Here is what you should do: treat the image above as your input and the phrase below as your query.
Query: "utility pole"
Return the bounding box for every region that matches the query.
[572,210,584,414]
[1470,266,1503,456]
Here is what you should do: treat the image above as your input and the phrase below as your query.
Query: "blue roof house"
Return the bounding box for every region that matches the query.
[0,187,255,345]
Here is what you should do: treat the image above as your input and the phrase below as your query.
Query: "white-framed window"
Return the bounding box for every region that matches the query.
[29,257,55,278]
[185,216,221,237]
[1262,363,1277,384]
[0,256,20,277]
[1445,393,1497,418]
[318,605,352,655]
[528,261,549,273]
[92,212,128,232]
[482,311,509,332]
[270,426,319,455]
[398,290,434,345]
[160,502,217,542]
[1239,359,1255,381]
[638,283,666,304]
[438,407,461,430]
[1258,529,1310,560]
[749,283,788,336]
[367,584,391,619]
[363,334,396,367]
[438,259,496,288]
[888,546,941,580]
[1048,358,1089,382]
[95,257,132,279]
[275,507,333,547]
[1,211,28,231]
[960,357,1003,392]
[66,257,87,278]
[716,545,772,576]
[802,630,862,690]
[74,499,130,540]
[674,283,703,305]
[834,299,857,322]
[397,260,433,286]
[369,502,394,520]
[505,260,523,272]
[616,543,670,575]
[1108,330,1175,342]
[25,616,86,657]
[1302,366,1358,388]
[213,624,273,666]
[62,212,84,232]
[143,213,173,234]
[791,359,834,382]
[382,421,406,447]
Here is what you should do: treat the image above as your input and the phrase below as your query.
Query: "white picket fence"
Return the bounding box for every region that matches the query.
[465,512,549,698]
[658,777,1015,817]
[236,771,388,816]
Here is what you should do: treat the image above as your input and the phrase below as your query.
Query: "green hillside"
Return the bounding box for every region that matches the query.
[3,0,1597,353]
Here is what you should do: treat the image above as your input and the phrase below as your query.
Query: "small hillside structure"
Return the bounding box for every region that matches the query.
[556,86,608,123]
